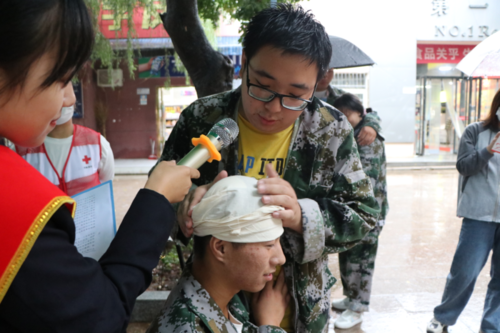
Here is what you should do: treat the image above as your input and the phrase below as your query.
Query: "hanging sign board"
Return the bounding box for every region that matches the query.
[417,44,477,64]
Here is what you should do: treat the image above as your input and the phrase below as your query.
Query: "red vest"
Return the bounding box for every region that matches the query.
[0,146,76,303]
[16,125,102,196]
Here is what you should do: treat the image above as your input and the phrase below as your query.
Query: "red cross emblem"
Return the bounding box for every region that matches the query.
[82,155,91,164]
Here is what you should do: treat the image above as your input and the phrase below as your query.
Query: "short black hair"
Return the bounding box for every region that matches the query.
[193,235,244,260]
[0,0,94,96]
[242,4,332,81]
[333,93,364,115]
[193,235,212,260]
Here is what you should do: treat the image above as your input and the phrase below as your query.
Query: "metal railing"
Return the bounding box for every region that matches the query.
[332,73,367,89]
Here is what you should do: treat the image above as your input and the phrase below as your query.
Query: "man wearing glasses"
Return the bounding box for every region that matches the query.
[153,4,379,333]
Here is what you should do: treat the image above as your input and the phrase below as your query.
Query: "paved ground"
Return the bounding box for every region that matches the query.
[119,170,491,333]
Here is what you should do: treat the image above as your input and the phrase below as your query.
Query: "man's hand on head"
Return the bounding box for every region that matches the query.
[357,126,377,146]
[258,163,303,234]
[177,170,228,238]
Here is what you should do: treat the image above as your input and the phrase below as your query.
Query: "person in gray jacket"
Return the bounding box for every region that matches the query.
[427,89,500,333]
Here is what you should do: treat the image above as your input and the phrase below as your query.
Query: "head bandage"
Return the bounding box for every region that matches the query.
[192,176,284,243]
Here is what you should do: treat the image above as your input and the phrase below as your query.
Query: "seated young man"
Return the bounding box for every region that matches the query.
[148,176,289,333]
[331,93,388,329]
[152,5,379,332]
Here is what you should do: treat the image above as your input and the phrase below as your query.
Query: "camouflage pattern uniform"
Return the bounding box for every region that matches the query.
[338,112,388,312]
[361,112,382,137]
[147,264,286,333]
[325,85,347,106]
[153,88,380,333]
[323,86,381,136]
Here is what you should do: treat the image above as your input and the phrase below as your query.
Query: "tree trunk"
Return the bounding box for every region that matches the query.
[161,0,234,98]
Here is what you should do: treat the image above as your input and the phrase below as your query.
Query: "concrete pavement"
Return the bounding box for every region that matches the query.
[327,170,489,333]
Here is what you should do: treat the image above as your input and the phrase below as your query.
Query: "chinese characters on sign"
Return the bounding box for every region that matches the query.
[431,0,448,16]
[430,0,499,39]
[99,1,168,39]
[417,44,476,64]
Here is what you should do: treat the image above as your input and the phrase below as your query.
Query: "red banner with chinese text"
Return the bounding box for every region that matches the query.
[417,44,478,64]
[98,2,169,39]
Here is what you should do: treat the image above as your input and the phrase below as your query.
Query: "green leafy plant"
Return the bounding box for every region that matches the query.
[160,240,193,269]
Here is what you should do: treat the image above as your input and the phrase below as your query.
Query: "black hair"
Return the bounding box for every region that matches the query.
[193,235,212,260]
[483,89,500,130]
[333,93,364,115]
[0,0,94,96]
[193,235,244,260]
[242,4,332,82]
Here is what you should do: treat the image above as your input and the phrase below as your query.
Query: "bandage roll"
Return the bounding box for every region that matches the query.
[192,176,284,243]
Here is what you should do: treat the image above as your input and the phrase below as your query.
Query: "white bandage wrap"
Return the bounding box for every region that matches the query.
[192,176,284,243]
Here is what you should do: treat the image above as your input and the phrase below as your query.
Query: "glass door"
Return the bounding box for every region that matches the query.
[415,78,425,155]
[422,78,444,155]
[417,77,500,155]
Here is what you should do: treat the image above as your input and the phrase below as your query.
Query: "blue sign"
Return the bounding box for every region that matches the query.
[73,81,84,119]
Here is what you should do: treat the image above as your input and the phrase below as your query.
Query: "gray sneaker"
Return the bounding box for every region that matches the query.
[427,317,446,333]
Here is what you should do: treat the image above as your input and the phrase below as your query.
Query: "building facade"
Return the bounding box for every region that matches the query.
[75,1,499,158]
[301,0,499,153]
[73,5,242,159]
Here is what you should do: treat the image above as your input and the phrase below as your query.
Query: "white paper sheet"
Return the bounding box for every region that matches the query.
[72,181,116,260]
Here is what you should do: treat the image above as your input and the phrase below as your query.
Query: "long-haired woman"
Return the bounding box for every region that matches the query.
[427,89,500,333]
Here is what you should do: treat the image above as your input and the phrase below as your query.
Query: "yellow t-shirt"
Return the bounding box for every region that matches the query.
[237,113,295,332]
[237,114,292,179]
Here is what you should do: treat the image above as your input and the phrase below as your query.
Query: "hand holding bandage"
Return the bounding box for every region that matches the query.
[177,171,228,238]
[258,163,303,234]
[192,176,284,242]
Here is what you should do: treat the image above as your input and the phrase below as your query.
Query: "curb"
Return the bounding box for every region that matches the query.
[387,166,456,171]
[114,158,457,175]
[387,162,455,168]
[386,161,456,171]
[130,291,170,323]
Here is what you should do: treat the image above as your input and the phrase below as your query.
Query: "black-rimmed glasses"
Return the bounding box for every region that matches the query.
[245,63,315,111]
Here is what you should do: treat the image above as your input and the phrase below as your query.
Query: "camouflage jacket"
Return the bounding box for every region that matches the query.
[325,85,346,106]
[354,113,389,222]
[154,88,379,333]
[147,264,285,333]
[324,85,382,135]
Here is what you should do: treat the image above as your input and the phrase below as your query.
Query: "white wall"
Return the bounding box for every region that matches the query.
[300,0,498,143]
[301,0,418,142]
[417,0,499,42]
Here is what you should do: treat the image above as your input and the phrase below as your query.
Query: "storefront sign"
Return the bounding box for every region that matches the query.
[434,25,496,39]
[418,0,499,41]
[431,0,448,17]
[138,56,185,78]
[99,1,168,39]
[416,44,477,64]
[138,55,242,79]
